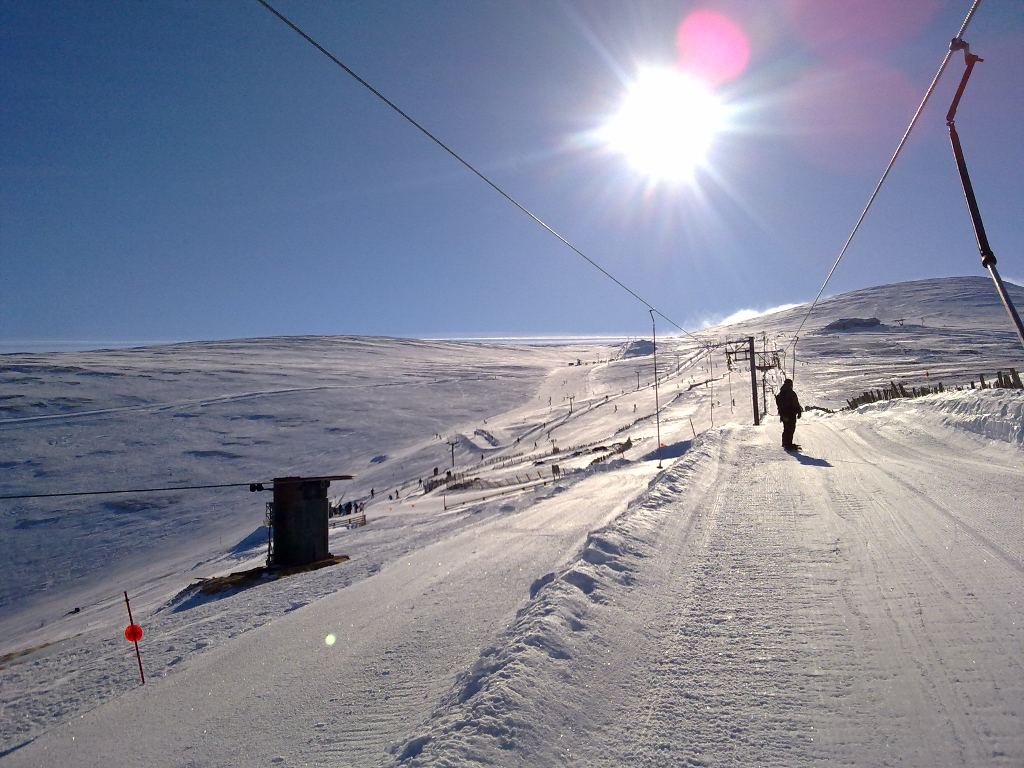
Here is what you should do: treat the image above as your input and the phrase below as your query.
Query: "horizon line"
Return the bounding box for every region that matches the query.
[0,334,646,354]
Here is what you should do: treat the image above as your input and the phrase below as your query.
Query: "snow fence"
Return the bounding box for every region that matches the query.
[853,389,1024,446]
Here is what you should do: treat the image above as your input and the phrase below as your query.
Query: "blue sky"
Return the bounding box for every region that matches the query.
[1,1,1021,350]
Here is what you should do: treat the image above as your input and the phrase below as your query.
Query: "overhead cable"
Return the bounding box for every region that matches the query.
[786,0,983,374]
[0,481,258,501]
[0,475,353,501]
[253,0,704,345]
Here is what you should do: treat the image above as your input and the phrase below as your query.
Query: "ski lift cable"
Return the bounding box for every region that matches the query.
[0,476,353,501]
[254,0,705,346]
[1,481,257,501]
[786,0,983,375]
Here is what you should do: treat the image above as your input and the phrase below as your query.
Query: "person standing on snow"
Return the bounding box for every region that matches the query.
[775,379,803,451]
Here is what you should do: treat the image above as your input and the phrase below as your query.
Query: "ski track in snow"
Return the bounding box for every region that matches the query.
[1,278,1023,766]
[385,416,1023,767]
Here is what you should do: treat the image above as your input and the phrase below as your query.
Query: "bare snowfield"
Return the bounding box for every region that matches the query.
[1,277,1023,767]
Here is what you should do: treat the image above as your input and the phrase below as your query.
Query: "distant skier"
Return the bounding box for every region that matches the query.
[775,379,803,451]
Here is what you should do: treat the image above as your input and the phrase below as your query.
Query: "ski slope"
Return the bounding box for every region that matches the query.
[1,277,1023,766]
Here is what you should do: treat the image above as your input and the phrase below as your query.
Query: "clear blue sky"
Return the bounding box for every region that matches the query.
[2,1,1021,350]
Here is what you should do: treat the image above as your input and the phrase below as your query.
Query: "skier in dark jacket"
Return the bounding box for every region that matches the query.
[775,379,803,450]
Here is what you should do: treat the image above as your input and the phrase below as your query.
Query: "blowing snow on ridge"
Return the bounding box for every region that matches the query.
[1,277,1023,767]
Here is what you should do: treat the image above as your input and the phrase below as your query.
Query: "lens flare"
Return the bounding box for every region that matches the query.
[600,68,725,182]
[676,10,749,85]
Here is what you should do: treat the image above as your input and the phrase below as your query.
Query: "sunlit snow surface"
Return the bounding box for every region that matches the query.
[1,277,1023,766]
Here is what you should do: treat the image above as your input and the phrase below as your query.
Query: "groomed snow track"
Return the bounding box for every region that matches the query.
[382,413,1023,767]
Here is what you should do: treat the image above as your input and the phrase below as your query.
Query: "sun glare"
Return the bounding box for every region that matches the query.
[601,68,725,182]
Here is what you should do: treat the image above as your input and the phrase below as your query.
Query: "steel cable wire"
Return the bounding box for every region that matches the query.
[1,475,352,501]
[0,482,259,501]
[254,0,706,345]
[786,0,983,376]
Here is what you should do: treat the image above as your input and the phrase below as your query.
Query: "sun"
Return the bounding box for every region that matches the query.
[601,68,726,182]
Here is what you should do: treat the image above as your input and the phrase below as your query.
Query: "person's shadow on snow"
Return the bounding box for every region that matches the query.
[790,452,832,467]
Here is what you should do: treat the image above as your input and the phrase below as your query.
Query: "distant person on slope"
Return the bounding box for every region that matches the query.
[775,379,803,451]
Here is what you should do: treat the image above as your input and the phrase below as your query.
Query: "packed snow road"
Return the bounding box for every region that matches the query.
[5,408,1020,767]
[380,413,1022,767]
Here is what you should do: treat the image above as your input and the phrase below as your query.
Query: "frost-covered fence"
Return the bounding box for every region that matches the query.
[980,369,1023,390]
[422,435,625,493]
[848,381,947,409]
[442,476,557,511]
[473,450,527,471]
[847,368,1022,409]
[448,471,553,492]
[329,513,366,529]
[422,472,465,493]
[615,389,686,434]
[424,453,551,493]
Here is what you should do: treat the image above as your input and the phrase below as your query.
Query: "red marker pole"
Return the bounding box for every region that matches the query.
[123,591,145,685]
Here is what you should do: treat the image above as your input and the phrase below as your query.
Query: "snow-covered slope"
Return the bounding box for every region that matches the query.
[1,277,1022,766]
[0,337,583,648]
[712,276,1024,410]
